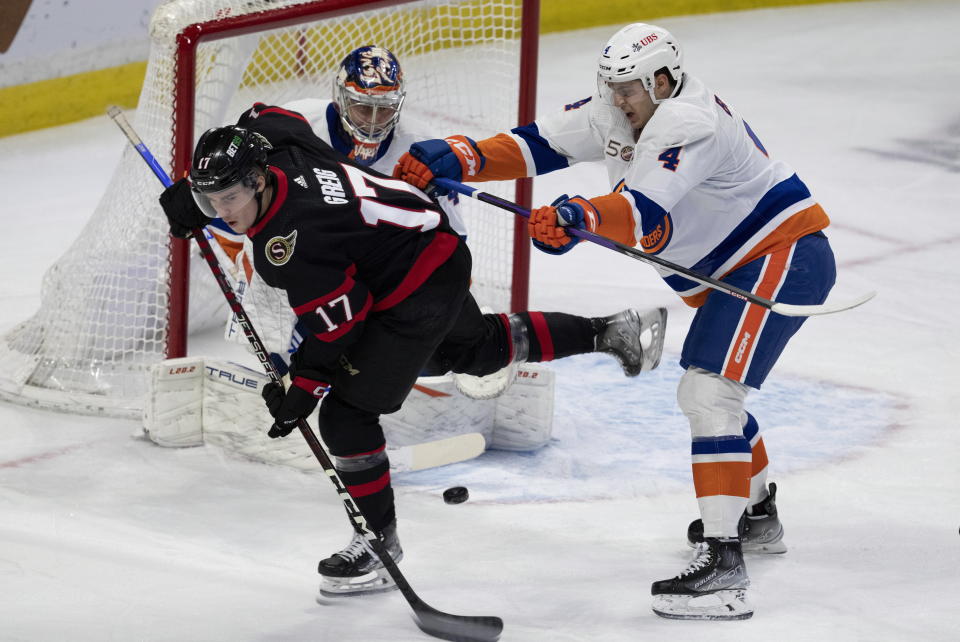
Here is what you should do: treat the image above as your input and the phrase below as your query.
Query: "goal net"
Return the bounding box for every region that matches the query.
[0,0,536,418]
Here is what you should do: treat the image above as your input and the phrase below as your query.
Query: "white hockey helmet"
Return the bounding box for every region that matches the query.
[597,23,683,105]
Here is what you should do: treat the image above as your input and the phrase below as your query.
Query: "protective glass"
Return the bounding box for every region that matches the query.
[191,174,258,219]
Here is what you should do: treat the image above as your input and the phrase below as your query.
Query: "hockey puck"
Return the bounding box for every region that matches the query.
[443,486,469,504]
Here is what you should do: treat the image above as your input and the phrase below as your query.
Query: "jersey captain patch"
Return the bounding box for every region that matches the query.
[266,230,298,266]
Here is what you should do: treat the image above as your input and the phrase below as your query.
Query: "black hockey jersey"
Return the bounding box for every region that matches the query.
[237,103,462,375]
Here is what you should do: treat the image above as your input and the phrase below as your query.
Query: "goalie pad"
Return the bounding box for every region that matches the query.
[143,359,556,469]
[143,357,206,447]
[489,365,554,451]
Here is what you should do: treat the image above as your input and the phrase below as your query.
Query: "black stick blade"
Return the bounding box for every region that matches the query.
[413,604,503,642]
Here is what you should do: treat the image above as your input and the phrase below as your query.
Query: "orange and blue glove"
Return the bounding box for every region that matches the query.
[528,195,599,255]
[393,136,485,194]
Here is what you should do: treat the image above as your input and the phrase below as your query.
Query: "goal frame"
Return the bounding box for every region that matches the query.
[166,0,539,360]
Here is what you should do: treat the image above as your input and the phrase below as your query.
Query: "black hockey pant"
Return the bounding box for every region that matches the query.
[316,242,597,532]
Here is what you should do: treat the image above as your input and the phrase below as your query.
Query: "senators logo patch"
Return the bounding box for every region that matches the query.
[265,230,298,266]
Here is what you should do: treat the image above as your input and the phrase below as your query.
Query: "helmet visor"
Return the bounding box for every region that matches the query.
[598,76,646,105]
[191,175,258,219]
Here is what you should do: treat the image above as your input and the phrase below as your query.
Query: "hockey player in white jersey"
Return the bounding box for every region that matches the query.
[395,23,837,620]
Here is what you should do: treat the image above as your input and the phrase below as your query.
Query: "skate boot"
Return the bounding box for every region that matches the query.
[317,520,403,598]
[593,307,667,376]
[687,482,786,553]
[651,537,753,620]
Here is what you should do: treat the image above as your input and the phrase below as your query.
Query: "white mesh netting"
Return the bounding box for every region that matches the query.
[0,0,530,417]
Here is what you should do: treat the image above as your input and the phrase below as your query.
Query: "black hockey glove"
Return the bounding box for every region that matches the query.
[159,178,208,238]
[261,372,330,439]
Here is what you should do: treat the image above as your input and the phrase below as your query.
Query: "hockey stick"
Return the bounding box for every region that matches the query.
[108,107,503,642]
[432,177,875,317]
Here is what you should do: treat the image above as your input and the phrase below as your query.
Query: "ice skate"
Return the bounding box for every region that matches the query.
[317,520,403,598]
[652,537,753,620]
[687,482,786,553]
[594,307,667,376]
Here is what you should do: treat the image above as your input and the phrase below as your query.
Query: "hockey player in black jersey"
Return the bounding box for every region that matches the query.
[159,102,668,599]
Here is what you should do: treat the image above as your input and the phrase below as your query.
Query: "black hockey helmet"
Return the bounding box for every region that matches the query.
[189,126,272,218]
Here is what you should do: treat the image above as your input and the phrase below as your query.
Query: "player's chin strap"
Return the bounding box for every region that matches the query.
[430,177,876,318]
[252,169,274,225]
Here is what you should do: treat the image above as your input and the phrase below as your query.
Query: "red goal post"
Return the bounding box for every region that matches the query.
[0,0,539,417]
[166,0,539,359]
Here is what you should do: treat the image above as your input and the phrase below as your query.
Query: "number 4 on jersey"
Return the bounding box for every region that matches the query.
[658,146,682,171]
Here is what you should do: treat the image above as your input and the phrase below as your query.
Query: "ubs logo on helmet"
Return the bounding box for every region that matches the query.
[631,33,659,52]
[265,230,298,266]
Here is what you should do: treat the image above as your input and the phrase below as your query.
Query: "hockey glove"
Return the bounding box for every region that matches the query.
[393,136,485,194]
[261,372,330,439]
[159,178,208,239]
[528,195,599,255]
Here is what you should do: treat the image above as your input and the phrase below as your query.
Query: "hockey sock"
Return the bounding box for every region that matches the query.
[334,448,396,532]
[513,312,596,362]
[742,412,770,513]
[692,433,752,537]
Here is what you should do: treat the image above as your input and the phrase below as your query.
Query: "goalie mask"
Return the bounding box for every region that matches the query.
[597,23,683,106]
[190,126,272,219]
[332,45,406,164]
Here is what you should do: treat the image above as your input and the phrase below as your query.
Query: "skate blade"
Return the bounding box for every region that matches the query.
[652,589,753,621]
[317,568,397,600]
[686,539,787,555]
[638,307,667,372]
[743,539,787,554]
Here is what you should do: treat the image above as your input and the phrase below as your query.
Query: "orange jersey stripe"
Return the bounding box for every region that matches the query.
[591,192,637,247]
[213,235,244,265]
[735,203,830,274]
[476,133,528,181]
[692,461,752,499]
[678,203,829,308]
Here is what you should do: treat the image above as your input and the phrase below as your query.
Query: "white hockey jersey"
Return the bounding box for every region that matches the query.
[500,74,829,306]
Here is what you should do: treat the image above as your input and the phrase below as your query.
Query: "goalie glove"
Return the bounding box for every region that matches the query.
[528,195,599,255]
[393,135,485,194]
[261,372,330,439]
[159,177,208,239]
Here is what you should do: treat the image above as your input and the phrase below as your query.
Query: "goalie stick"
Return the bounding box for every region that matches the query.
[432,177,875,318]
[109,106,503,642]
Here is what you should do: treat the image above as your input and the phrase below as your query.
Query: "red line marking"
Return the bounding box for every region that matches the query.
[0,443,88,469]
